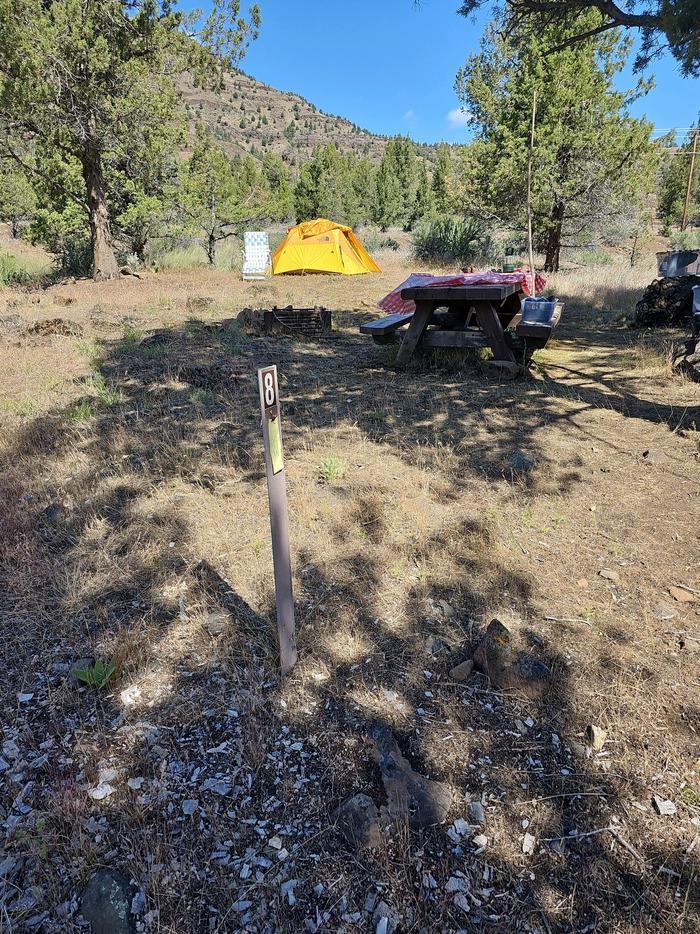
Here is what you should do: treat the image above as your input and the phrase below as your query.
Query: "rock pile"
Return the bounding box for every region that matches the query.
[634,275,700,328]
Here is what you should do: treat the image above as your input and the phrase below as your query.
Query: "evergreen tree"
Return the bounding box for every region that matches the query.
[432,145,453,216]
[658,125,699,230]
[412,160,435,226]
[0,1,259,279]
[180,129,267,265]
[456,12,655,270]
[293,144,360,226]
[0,162,36,238]
[261,151,293,222]
[374,143,403,230]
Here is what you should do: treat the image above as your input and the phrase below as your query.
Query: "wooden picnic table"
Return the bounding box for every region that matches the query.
[361,283,560,367]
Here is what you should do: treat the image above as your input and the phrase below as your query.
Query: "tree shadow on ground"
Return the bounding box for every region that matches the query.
[0,312,697,932]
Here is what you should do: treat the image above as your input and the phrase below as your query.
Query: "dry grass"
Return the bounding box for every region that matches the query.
[1,245,699,933]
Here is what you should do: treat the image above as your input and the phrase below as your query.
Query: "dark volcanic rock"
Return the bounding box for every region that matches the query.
[80,868,134,934]
[366,722,452,829]
[634,275,700,328]
[474,618,552,700]
[335,793,381,851]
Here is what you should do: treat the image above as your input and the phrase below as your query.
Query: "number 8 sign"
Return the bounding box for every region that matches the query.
[257,365,297,676]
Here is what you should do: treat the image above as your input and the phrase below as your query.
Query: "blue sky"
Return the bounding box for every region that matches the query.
[185,0,698,144]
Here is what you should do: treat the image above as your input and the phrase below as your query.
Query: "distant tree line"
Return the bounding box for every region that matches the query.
[0,2,695,276]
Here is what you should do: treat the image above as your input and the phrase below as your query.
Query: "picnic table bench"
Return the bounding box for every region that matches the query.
[361,283,561,368]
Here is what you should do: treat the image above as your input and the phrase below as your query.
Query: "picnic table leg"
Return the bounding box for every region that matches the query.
[395,300,434,366]
[475,301,517,363]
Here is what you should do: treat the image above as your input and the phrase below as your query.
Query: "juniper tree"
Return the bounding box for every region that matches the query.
[180,129,267,266]
[456,12,655,271]
[0,1,259,279]
[456,0,700,76]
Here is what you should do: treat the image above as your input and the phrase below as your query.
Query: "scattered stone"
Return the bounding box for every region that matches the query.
[445,875,469,893]
[80,868,135,934]
[468,800,486,825]
[335,793,381,851]
[669,586,696,604]
[120,685,141,707]
[424,634,450,656]
[473,833,488,849]
[366,722,452,829]
[449,659,474,682]
[88,783,116,801]
[654,601,679,621]
[120,266,140,278]
[507,449,536,475]
[17,692,34,703]
[522,832,536,855]
[652,795,677,816]
[473,619,552,700]
[576,578,589,588]
[182,799,199,816]
[268,835,283,849]
[203,610,232,636]
[586,725,608,752]
[130,892,145,916]
[599,569,620,582]
[127,777,144,790]
[373,900,399,934]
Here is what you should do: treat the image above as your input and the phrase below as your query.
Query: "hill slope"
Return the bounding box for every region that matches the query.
[180,70,436,167]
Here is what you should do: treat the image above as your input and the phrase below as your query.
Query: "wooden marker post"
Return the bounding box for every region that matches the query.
[257,365,298,676]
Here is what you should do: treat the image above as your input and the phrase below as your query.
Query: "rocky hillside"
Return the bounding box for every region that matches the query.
[180,70,436,168]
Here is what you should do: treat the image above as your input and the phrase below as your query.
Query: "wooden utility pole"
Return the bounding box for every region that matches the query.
[526,89,537,295]
[681,125,698,232]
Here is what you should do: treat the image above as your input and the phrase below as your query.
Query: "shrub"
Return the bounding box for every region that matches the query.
[669,230,700,250]
[0,252,32,287]
[413,215,496,267]
[319,457,347,483]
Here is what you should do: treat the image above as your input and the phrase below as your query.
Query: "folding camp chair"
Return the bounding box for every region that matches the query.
[242,231,272,280]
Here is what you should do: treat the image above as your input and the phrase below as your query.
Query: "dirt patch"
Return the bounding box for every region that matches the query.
[0,260,698,933]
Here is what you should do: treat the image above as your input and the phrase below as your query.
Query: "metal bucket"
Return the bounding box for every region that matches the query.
[656,250,700,277]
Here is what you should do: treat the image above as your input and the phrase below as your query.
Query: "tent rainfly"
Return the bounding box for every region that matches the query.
[272,218,381,276]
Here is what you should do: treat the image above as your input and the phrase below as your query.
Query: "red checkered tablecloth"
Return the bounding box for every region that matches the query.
[378,270,546,315]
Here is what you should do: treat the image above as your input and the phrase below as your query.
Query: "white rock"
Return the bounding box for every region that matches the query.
[523,832,536,855]
[120,685,142,706]
[17,693,34,703]
[453,893,471,913]
[268,835,283,849]
[128,777,144,790]
[182,799,199,816]
[88,782,115,801]
[652,795,677,816]
[473,834,488,848]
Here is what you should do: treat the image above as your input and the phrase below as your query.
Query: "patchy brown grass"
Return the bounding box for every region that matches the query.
[0,253,699,933]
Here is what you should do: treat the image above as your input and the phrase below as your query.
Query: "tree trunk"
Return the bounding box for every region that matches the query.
[543,201,565,273]
[206,232,216,266]
[10,216,20,239]
[81,146,119,281]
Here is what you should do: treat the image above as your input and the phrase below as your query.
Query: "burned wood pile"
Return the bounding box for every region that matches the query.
[634,275,700,327]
